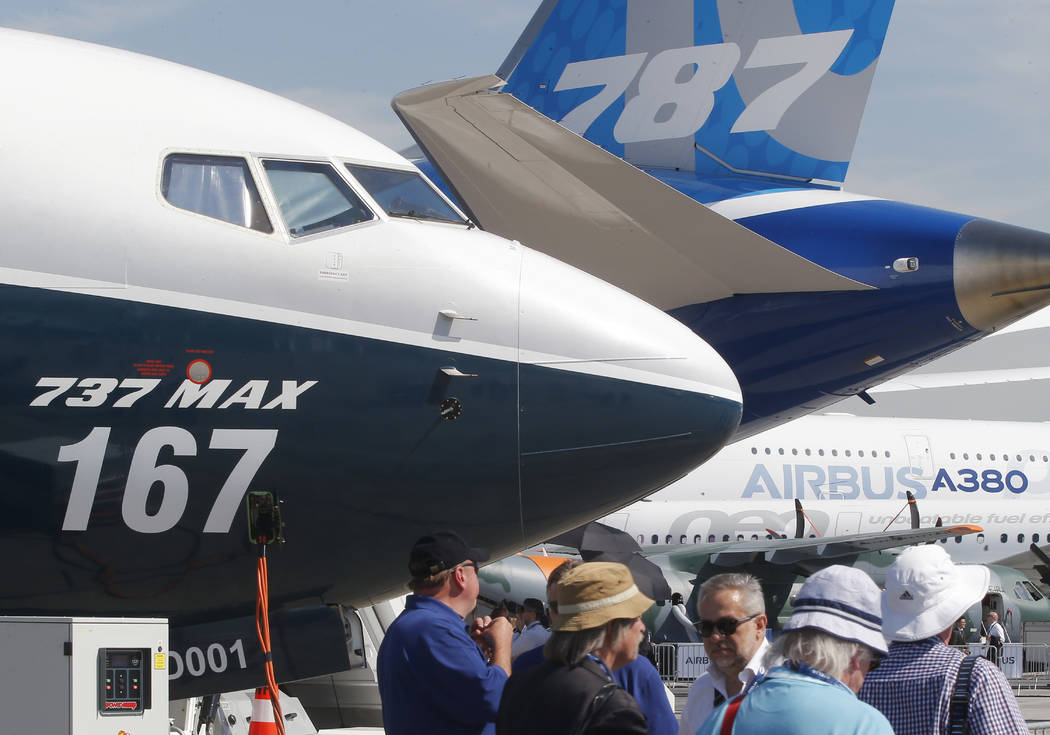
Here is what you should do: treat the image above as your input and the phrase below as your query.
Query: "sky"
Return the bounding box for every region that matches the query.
[2,0,1048,233]
[3,1,1049,421]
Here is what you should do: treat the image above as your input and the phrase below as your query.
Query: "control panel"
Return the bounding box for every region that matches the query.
[99,647,151,714]
[0,616,168,734]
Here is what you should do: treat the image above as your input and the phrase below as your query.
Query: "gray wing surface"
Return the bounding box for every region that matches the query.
[393,75,870,311]
[653,523,983,572]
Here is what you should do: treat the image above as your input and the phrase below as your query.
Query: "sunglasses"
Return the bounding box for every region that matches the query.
[868,656,883,673]
[694,613,759,637]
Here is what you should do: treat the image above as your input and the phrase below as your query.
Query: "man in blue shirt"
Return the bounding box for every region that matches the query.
[378,531,513,735]
[510,598,550,660]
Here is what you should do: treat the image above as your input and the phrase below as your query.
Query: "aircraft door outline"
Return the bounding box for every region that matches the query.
[833,511,861,536]
[904,434,934,479]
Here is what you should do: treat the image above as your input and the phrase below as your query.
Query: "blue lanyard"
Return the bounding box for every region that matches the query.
[782,660,853,693]
[586,653,615,680]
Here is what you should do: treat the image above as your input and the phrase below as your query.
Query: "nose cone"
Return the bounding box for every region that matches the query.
[955,218,1050,331]
[517,248,742,542]
[477,554,555,609]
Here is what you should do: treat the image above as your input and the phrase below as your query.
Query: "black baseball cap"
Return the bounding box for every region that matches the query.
[522,598,545,615]
[408,530,490,579]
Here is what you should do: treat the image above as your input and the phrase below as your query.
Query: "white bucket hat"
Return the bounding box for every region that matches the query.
[785,565,888,655]
[882,545,989,642]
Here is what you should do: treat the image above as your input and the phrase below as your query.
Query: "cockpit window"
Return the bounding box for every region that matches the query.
[345,164,465,225]
[262,160,373,237]
[162,154,272,233]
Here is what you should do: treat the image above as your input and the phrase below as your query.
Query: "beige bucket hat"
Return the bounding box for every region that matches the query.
[554,562,655,631]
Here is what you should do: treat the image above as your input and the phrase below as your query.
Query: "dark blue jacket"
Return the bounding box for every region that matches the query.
[614,656,678,735]
[378,595,508,735]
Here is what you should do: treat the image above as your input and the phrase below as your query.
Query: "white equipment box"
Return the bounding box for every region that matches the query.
[0,616,168,734]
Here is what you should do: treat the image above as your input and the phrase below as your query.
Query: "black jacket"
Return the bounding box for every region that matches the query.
[497,656,648,735]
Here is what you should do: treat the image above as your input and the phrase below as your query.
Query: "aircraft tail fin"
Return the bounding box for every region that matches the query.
[497,0,895,185]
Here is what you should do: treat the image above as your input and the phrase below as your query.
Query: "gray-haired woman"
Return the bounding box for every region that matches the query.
[496,562,653,735]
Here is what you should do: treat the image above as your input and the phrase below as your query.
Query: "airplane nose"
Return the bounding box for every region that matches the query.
[477,554,554,608]
[516,248,742,542]
[955,218,1050,331]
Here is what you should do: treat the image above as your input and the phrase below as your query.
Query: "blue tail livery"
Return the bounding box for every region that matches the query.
[394,1,1050,436]
[498,0,894,186]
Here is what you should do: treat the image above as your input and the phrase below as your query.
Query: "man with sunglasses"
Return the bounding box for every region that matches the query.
[696,566,893,735]
[377,531,513,735]
[679,573,772,735]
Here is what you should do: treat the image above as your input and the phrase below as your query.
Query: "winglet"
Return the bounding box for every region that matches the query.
[943,524,983,534]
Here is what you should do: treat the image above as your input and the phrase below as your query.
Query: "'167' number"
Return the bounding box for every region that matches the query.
[59,427,278,533]
[555,30,853,142]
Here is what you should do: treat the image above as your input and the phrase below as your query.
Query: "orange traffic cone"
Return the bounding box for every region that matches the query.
[247,687,279,735]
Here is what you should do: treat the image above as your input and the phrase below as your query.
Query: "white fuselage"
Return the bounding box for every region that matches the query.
[603,414,1050,564]
[0,27,741,623]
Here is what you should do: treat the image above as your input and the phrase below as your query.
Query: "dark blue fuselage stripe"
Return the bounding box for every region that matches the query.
[0,282,740,622]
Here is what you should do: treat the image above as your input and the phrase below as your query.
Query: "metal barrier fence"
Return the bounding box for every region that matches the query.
[949,642,1050,689]
[652,642,709,683]
[652,643,677,681]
